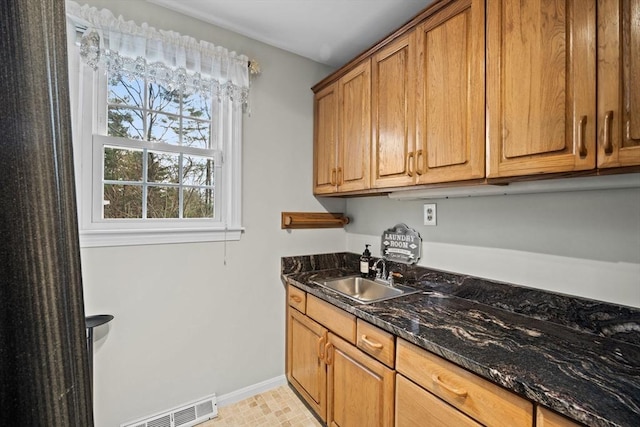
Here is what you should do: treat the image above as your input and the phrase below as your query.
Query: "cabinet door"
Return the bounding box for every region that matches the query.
[486,0,597,178]
[314,83,338,194]
[597,0,640,167]
[371,34,416,189]
[415,0,485,184]
[396,375,482,427]
[287,308,328,421]
[337,60,371,192]
[326,333,394,427]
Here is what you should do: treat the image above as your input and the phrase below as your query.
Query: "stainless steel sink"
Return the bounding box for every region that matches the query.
[314,275,419,304]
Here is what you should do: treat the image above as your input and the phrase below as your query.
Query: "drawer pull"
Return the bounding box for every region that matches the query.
[337,167,343,186]
[578,115,588,157]
[360,334,383,349]
[330,168,337,186]
[325,343,334,365]
[432,374,468,398]
[290,295,302,303]
[415,150,424,175]
[317,334,326,359]
[603,110,614,155]
[407,152,415,177]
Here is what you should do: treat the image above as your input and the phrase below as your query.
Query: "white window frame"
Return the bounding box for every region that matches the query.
[70,45,243,248]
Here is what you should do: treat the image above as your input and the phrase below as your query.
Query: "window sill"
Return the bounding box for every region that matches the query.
[79,227,244,248]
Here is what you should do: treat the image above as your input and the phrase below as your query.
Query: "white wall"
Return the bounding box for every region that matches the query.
[345,188,640,308]
[74,1,345,426]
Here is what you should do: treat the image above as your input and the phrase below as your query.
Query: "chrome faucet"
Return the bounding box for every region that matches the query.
[373,258,387,281]
[373,258,398,287]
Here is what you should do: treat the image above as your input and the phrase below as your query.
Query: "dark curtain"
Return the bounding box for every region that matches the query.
[0,0,94,425]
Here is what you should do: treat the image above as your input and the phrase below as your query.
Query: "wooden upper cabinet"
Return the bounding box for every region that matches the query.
[486,0,597,178]
[415,0,485,184]
[314,0,637,194]
[338,60,371,192]
[314,83,338,194]
[597,0,640,168]
[371,33,416,188]
[313,60,371,194]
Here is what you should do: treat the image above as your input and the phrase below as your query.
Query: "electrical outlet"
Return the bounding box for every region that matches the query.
[423,203,437,226]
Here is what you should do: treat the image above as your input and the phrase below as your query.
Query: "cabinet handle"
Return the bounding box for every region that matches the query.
[324,343,333,365]
[330,168,337,186]
[337,167,343,185]
[317,334,326,360]
[432,374,468,398]
[407,152,415,177]
[578,115,588,158]
[415,150,424,176]
[603,110,614,155]
[360,334,383,349]
[290,295,302,304]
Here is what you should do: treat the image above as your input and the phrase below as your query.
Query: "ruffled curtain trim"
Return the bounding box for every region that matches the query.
[66,1,250,105]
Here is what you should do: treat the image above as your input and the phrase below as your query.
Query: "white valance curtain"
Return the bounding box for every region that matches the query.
[65,1,250,105]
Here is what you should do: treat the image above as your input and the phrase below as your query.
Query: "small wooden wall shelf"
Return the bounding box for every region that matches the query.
[281,212,350,229]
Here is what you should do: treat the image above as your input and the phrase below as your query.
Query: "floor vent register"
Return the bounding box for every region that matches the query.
[121,394,218,427]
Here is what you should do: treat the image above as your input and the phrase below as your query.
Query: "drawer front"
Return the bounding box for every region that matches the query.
[287,285,306,313]
[537,406,583,427]
[356,319,395,368]
[396,339,533,427]
[396,374,482,427]
[307,294,356,344]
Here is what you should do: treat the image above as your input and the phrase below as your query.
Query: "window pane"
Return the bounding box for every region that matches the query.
[148,112,179,144]
[108,74,144,108]
[182,118,210,148]
[148,82,180,115]
[104,147,143,181]
[147,151,179,184]
[99,72,221,227]
[108,107,144,139]
[183,188,214,218]
[147,186,179,218]
[183,155,214,186]
[103,184,143,218]
[184,91,211,120]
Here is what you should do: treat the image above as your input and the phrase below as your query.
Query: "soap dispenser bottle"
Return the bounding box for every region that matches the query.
[360,245,371,277]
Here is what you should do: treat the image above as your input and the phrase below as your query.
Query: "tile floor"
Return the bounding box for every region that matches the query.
[198,384,322,426]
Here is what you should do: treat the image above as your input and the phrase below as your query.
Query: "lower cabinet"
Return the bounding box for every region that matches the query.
[287,306,327,420]
[286,284,585,427]
[286,285,394,426]
[326,333,394,427]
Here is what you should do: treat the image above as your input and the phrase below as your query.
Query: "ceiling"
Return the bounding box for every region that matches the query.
[146,0,435,68]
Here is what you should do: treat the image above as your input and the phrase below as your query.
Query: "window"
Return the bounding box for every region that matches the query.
[100,73,218,221]
[66,1,250,247]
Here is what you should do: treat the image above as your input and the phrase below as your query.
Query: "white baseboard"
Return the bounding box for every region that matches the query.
[217,375,287,408]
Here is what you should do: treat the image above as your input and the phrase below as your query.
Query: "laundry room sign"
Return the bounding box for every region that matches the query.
[381,224,422,264]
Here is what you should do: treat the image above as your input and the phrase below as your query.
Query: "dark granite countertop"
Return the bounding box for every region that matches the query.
[281,252,640,427]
